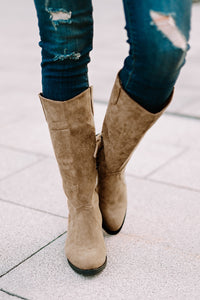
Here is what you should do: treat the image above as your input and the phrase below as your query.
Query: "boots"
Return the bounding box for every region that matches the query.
[39,88,107,275]
[97,74,173,234]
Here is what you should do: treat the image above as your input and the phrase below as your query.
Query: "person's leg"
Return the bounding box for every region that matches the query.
[97,0,192,234]
[34,0,107,275]
[120,0,192,113]
[34,0,93,100]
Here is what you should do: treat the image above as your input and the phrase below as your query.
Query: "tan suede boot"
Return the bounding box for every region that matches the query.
[97,74,173,234]
[39,88,107,275]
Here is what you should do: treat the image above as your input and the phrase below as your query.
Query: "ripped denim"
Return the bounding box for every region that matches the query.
[34,0,93,101]
[34,0,192,111]
[120,0,192,112]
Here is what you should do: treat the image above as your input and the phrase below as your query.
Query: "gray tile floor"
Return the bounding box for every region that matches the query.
[0,1,200,299]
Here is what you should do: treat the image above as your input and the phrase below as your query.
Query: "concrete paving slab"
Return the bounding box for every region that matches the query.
[149,149,200,191]
[0,117,54,157]
[0,92,40,129]
[180,97,200,117]
[166,88,200,115]
[0,158,67,218]
[126,139,184,178]
[0,291,15,300]
[0,290,27,300]
[0,201,66,276]
[0,146,41,181]
[143,114,200,149]
[1,66,40,97]
[1,233,200,300]
[124,176,200,255]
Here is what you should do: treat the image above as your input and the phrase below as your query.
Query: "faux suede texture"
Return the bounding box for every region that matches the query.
[39,88,106,271]
[97,75,173,232]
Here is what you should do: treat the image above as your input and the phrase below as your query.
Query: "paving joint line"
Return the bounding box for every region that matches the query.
[143,147,189,179]
[0,231,67,279]
[0,197,67,220]
[147,177,200,194]
[126,172,200,194]
[94,99,200,122]
[0,143,52,159]
[0,289,29,300]
[0,156,48,183]
[165,110,200,121]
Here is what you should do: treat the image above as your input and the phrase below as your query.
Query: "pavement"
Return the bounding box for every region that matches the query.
[0,1,200,299]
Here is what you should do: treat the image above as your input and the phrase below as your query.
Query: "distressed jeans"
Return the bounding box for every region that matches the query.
[34,0,191,112]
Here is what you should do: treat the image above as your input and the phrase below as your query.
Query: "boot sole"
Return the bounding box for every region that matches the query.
[67,257,107,276]
[102,212,126,235]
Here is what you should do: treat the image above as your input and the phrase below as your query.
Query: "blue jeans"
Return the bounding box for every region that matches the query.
[34,0,191,112]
